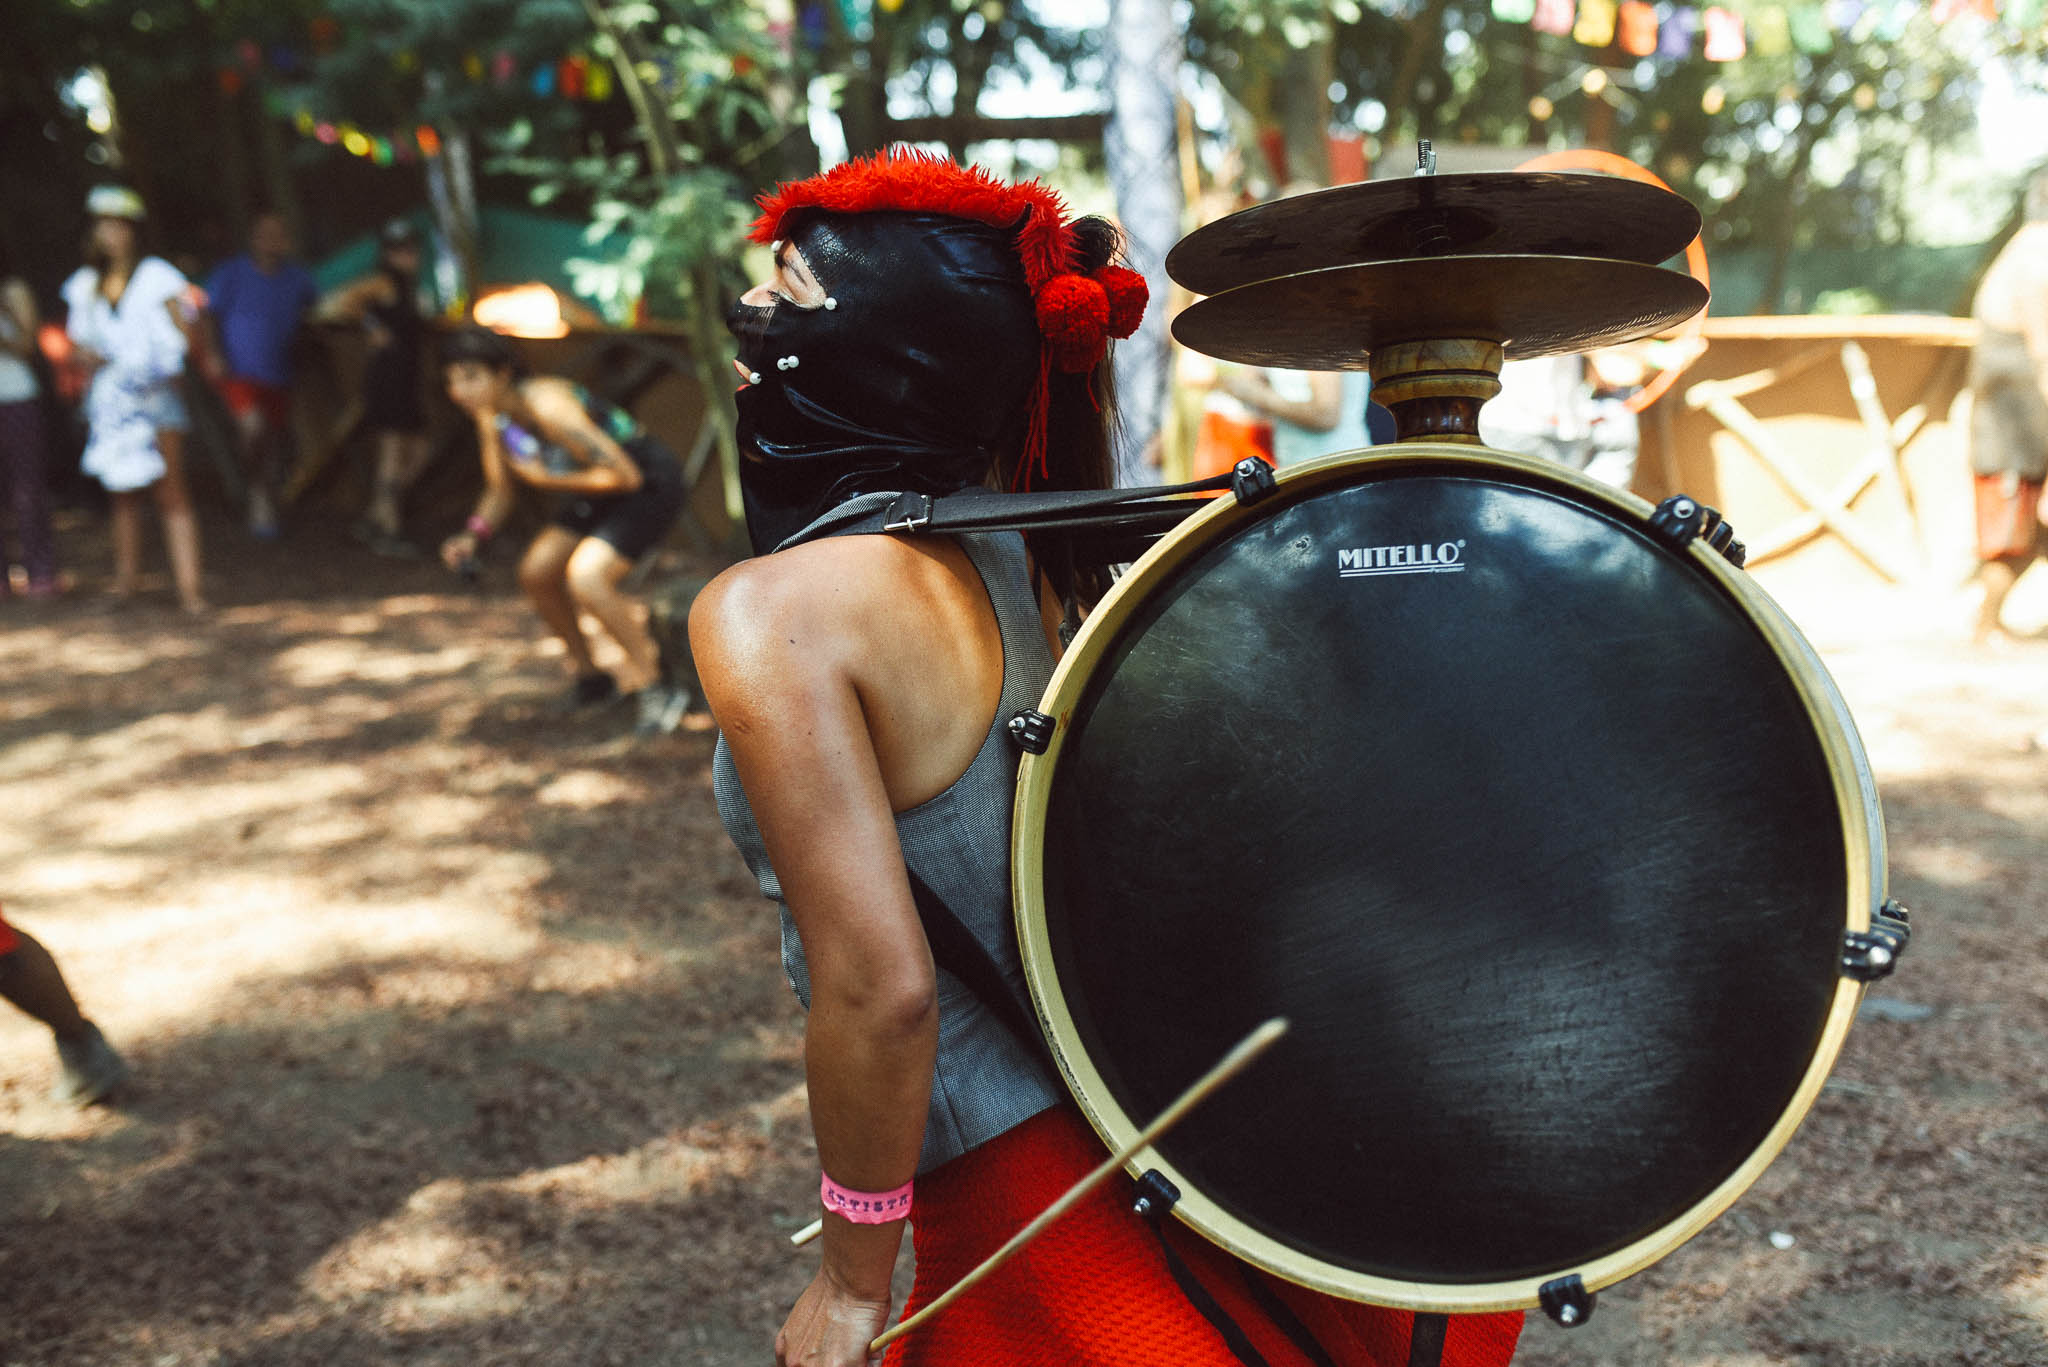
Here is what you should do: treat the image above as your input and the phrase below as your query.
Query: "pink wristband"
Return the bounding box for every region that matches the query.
[466,514,494,540]
[820,1172,913,1224]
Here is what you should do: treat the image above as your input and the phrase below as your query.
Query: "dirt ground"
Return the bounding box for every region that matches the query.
[1,506,2043,1366]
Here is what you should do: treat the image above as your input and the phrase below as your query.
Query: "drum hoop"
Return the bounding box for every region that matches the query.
[1011,445,1881,1312]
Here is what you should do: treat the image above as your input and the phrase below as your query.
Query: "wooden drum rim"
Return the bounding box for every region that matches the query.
[1011,447,1882,1312]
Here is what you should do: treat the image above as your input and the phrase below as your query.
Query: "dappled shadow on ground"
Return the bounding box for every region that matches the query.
[2,524,2044,1365]
[0,520,821,1365]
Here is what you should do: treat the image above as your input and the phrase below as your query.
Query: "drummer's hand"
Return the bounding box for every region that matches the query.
[439,531,478,572]
[774,1267,892,1367]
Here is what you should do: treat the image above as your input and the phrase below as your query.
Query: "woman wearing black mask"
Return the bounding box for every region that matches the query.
[690,151,1522,1367]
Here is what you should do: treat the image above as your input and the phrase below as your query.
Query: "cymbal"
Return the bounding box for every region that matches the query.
[1166,173,1702,298]
[1170,255,1709,370]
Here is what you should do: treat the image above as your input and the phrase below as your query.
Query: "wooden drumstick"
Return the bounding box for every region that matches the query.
[779,1018,1290,1344]
[868,1015,1288,1351]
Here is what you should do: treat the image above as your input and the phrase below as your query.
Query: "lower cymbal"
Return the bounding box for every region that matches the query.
[1171,255,1709,370]
[1165,172,1703,297]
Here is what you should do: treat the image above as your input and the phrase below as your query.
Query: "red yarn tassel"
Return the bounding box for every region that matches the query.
[1015,346,1054,491]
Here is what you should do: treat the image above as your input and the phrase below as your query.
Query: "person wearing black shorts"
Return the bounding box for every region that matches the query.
[438,326,689,734]
[320,218,434,555]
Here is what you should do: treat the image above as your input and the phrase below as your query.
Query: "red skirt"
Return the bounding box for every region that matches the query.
[882,1106,1523,1367]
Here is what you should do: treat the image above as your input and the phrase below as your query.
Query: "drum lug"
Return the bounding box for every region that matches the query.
[1131,1168,1182,1221]
[1538,1274,1596,1328]
[1841,899,1912,981]
[1230,458,1278,506]
[1648,495,1748,567]
[1007,708,1057,755]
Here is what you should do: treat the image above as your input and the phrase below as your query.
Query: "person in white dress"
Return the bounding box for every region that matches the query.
[61,186,206,612]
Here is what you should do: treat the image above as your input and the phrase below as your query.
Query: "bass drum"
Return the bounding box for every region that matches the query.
[1012,448,1887,1313]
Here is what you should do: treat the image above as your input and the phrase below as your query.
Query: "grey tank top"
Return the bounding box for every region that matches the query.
[711,498,1063,1172]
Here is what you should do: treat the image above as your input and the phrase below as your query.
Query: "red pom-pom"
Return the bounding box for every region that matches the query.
[1093,266,1148,339]
[1036,273,1109,373]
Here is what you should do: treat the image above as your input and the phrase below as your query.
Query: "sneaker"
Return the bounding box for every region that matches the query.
[633,683,690,737]
[563,671,620,711]
[53,1023,129,1106]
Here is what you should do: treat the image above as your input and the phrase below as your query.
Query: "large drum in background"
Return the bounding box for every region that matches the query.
[1012,448,1889,1314]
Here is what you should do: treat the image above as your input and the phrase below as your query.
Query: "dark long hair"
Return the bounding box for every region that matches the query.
[1027,213,1128,610]
[439,324,531,379]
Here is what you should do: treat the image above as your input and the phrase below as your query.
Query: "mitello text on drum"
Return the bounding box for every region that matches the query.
[1336,540,1467,577]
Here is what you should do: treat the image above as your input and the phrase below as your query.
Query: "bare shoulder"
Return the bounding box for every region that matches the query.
[522,376,583,417]
[690,537,941,702]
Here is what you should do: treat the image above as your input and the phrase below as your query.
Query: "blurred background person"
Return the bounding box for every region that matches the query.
[202,211,317,540]
[319,217,431,556]
[0,242,58,597]
[0,901,128,1107]
[1966,167,2048,644]
[1480,347,1647,491]
[61,185,206,613]
[436,326,690,737]
[1215,365,1372,466]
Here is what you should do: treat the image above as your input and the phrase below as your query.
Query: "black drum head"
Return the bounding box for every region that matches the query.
[1017,453,1875,1304]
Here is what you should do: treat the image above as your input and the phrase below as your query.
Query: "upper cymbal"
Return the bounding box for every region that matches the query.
[1170,255,1709,370]
[1166,173,1703,298]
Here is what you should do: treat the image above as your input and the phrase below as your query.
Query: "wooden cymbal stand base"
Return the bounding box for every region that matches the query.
[1370,338,1504,445]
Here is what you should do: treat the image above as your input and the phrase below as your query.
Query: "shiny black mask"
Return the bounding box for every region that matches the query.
[726,211,1041,555]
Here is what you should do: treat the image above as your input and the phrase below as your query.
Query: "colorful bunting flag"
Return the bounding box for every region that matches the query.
[1619,0,1660,53]
[1658,6,1699,56]
[1750,5,1792,51]
[1494,0,1539,19]
[1533,0,1578,35]
[1574,0,1618,45]
[1788,3,1833,49]
[1703,5,1747,57]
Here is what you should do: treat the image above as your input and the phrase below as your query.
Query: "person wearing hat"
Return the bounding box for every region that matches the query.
[61,185,207,612]
[689,150,1522,1367]
[318,217,432,555]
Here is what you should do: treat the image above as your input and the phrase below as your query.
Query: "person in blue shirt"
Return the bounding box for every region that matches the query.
[202,213,317,537]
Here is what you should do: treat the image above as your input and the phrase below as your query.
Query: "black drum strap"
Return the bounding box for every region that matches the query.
[1147,1221,1274,1367]
[902,867,1049,1069]
[902,869,1345,1367]
[1406,1312,1449,1367]
[1235,1262,1344,1367]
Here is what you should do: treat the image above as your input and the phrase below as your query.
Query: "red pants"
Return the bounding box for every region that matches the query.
[883,1106,1522,1367]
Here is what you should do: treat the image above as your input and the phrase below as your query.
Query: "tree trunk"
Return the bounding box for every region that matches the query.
[1760,72,1852,315]
[1274,40,1333,188]
[1104,0,1184,483]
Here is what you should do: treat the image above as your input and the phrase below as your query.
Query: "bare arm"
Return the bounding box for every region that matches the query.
[1220,367,1344,430]
[315,273,393,332]
[439,413,521,570]
[0,281,38,362]
[514,380,645,496]
[691,559,937,1367]
[2018,255,2048,407]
